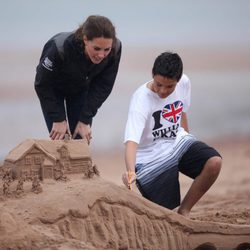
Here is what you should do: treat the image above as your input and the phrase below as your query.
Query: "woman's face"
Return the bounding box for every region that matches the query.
[83,36,113,64]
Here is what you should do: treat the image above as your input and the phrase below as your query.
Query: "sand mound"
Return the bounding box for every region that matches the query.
[0,175,249,250]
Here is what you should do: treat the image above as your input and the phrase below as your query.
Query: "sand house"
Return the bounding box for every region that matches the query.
[0,138,92,180]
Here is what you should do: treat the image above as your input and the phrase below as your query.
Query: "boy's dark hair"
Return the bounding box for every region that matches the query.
[152,52,183,81]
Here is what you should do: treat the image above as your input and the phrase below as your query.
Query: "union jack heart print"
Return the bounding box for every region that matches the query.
[162,101,183,123]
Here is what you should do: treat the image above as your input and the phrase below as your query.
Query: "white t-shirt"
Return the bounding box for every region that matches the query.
[124,74,192,164]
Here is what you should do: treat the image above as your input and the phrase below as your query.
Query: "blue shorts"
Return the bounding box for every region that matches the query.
[136,141,221,210]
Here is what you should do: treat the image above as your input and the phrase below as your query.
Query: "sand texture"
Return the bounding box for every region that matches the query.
[0,175,249,250]
[0,138,250,250]
[0,140,249,249]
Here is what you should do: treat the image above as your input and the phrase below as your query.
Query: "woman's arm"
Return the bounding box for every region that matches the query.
[34,40,65,123]
[79,40,122,125]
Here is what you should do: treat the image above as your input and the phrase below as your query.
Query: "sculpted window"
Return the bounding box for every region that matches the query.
[61,150,68,158]
[25,157,31,165]
[35,156,41,164]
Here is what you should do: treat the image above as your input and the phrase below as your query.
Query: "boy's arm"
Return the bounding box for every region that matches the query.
[181,112,189,133]
[122,141,138,189]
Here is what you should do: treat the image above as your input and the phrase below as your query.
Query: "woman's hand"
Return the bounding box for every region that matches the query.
[122,171,137,190]
[50,121,70,140]
[73,121,92,144]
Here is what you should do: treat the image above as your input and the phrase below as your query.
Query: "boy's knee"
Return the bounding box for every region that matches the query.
[204,156,222,176]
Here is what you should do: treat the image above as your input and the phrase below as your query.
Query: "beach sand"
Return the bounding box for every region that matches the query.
[94,137,250,225]
[0,46,250,249]
[0,137,249,250]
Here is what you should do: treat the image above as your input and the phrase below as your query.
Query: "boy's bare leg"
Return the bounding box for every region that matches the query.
[177,156,222,217]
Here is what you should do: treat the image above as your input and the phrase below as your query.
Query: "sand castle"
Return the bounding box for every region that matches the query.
[0,137,93,181]
[0,139,250,250]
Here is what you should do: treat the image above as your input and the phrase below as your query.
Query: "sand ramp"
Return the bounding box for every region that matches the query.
[0,176,249,250]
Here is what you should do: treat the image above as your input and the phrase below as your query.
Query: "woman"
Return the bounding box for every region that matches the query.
[35,15,122,143]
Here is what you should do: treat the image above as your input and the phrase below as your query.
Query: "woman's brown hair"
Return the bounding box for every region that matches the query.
[75,15,117,51]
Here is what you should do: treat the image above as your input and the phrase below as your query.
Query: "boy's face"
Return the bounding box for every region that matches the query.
[152,74,178,98]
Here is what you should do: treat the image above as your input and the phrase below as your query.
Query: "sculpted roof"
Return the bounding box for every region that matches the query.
[5,139,90,163]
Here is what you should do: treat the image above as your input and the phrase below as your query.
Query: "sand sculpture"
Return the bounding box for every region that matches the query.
[0,137,93,181]
[0,138,98,198]
[0,139,250,250]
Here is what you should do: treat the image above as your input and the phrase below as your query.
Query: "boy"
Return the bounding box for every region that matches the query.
[122,52,222,216]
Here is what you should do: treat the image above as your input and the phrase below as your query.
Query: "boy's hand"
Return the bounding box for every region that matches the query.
[122,171,136,190]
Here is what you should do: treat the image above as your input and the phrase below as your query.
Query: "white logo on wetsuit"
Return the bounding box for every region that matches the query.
[42,57,53,71]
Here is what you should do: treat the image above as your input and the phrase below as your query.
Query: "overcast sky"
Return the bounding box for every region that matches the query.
[1,0,250,49]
